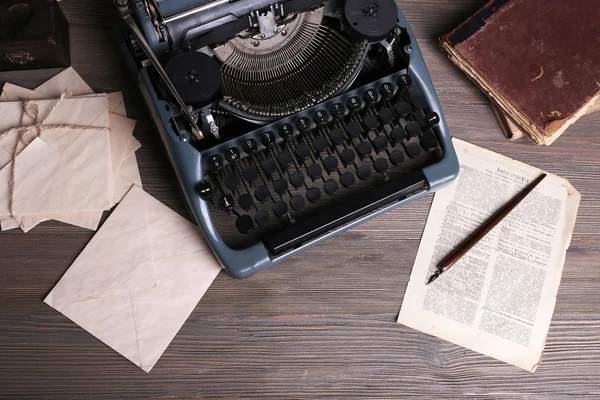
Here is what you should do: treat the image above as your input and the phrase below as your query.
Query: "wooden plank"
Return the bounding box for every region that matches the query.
[0,314,599,398]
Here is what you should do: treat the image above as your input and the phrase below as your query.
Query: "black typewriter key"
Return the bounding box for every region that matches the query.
[235,215,254,234]
[306,187,321,203]
[238,193,254,211]
[356,141,372,159]
[330,103,346,119]
[313,109,329,126]
[425,112,440,127]
[357,165,372,181]
[295,142,311,161]
[405,142,422,159]
[406,121,422,138]
[273,179,288,196]
[254,185,270,203]
[278,123,293,140]
[323,156,339,173]
[373,158,389,174]
[363,114,378,132]
[307,163,322,181]
[225,173,241,192]
[260,158,277,175]
[346,96,362,112]
[273,201,288,218]
[378,107,394,125]
[412,95,426,110]
[295,117,311,134]
[313,136,329,153]
[218,194,235,211]
[390,126,407,145]
[340,148,356,166]
[397,73,412,88]
[243,138,258,154]
[340,171,355,188]
[224,147,241,163]
[242,165,258,183]
[290,195,305,211]
[394,101,412,118]
[207,154,224,172]
[389,150,405,166]
[277,150,293,168]
[289,171,305,189]
[362,88,379,105]
[255,209,270,227]
[420,132,440,152]
[196,182,213,199]
[261,131,276,147]
[329,128,346,146]
[379,82,395,99]
[373,136,389,153]
[344,121,361,139]
[278,124,294,140]
[324,179,339,195]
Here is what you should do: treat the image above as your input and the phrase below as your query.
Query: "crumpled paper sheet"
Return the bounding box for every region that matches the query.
[45,186,221,372]
[0,67,142,231]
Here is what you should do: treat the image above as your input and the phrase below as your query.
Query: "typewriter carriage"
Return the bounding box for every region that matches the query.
[125,0,413,144]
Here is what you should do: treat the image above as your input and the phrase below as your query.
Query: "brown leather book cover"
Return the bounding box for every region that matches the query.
[440,0,600,145]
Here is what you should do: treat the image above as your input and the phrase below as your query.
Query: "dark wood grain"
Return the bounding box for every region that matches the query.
[1,0,599,398]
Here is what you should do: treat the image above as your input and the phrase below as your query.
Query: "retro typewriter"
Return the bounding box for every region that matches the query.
[115,0,459,278]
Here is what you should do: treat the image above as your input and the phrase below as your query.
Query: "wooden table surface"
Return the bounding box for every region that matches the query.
[1,0,599,398]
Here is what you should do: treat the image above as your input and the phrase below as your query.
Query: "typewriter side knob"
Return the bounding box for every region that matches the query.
[165,51,222,108]
[343,0,398,42]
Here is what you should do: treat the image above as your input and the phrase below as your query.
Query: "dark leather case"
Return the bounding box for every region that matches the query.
[0,0,70,71]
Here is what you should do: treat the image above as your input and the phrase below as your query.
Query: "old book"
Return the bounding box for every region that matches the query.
[440,0,600,145]
[398,139,580,371]
[493,100,600,140]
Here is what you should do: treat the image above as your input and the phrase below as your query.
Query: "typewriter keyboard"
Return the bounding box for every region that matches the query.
[200,72,443,251]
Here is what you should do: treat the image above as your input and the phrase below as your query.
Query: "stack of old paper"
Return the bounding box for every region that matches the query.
[45,185,222,372]
[398,138,580,371]
[0,67,142,232]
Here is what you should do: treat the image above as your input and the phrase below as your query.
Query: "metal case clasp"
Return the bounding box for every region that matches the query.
[5,51,35,64]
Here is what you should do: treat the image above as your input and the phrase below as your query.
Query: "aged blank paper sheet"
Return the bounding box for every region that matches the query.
[0,67,142,232]
[0,96,112,218]
[45,186,221,372]
[398,138,580,372]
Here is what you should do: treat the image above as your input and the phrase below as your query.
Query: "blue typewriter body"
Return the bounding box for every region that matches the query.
[117,0,459,278]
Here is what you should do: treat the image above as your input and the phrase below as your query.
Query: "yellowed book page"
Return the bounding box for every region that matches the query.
[492,99,600,141]
[398,138,580,372]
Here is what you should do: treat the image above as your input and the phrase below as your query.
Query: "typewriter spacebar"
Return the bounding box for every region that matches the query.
[264,170,427,255]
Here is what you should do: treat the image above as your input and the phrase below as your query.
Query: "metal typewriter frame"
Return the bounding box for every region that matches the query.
[119,2,459,278]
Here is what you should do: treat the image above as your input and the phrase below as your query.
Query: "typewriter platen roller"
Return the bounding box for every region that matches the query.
[116,0,459,278]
